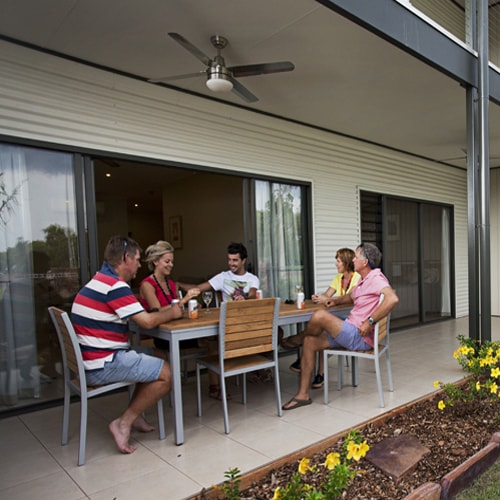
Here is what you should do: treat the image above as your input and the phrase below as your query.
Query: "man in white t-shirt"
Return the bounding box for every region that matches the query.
[178,242,259,301]
[177,242,261,397]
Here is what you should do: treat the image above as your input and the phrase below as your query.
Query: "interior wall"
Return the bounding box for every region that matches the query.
[96,196,129,260]
[162,172,244,282]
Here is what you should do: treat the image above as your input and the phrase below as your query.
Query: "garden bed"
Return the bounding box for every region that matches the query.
[188,382,500,499]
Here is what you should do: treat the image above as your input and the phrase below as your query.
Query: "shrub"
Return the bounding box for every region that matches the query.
[434,335,500,411]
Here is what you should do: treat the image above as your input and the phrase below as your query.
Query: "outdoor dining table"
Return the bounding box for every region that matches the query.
[139,299,352,445]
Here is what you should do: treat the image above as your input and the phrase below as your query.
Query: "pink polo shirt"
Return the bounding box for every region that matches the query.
[345,268,390,347]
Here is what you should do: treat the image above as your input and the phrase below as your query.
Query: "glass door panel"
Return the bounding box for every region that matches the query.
[384,198,420,328]
[421,204,452,321]
[0,144,79,413]
[254,180,305,300]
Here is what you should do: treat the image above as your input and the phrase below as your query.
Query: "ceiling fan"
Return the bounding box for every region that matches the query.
[149,32,295,103]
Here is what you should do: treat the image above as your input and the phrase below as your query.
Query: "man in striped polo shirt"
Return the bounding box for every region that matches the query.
[72,235,182,454]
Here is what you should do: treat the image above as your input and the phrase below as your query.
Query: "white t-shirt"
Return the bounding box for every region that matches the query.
[208,270,260,301]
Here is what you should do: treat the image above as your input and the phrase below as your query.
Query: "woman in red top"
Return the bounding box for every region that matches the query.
[139,240,200,350]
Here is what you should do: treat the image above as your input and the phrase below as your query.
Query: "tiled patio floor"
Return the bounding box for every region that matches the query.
[1,316,497,499]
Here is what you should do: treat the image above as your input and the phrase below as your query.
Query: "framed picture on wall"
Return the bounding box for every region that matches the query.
[169,216,183,249]
[387,214,400,241]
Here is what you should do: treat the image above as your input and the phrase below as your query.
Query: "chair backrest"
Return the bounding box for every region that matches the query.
[374,293,391,343]
[375,314,390,342]
[48,306,87,386]
[219,297,280,360]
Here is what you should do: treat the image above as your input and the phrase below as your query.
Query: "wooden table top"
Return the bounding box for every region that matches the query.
[158,299,349,331]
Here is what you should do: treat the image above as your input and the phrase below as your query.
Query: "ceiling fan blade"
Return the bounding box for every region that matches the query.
[229,77,258,103]
[229,61,294,78]
[149,71,206,83]
[168,32,212,66]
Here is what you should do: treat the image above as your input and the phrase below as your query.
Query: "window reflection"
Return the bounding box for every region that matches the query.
[0,144,79,412]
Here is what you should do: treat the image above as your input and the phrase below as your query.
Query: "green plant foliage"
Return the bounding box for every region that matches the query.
[434,335,500,411]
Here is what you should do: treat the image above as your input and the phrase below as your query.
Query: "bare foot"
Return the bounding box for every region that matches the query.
[109,418,137,454]
[132,414,156,433]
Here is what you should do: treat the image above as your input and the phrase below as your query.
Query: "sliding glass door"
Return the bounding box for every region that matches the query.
[361,192,453,329]
[0,144,80,411]
[253,180,310,300]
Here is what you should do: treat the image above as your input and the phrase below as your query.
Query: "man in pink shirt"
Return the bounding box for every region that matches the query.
[282,243,399,410]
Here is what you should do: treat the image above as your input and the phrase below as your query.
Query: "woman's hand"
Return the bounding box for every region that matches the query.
[183,287,200,303]
[312,293,327,304]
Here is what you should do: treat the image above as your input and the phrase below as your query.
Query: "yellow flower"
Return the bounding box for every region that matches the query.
[433,380,440,389]
[490,382,498,394]
[346,441,368,461]
[453,349,460,359]
[476,381,481,391]
[298,457,311,475]
[358,440,370,457]
[438,400,446,410]
[272,486,282,499]
[491,367,500,378]
[324,452,341,470]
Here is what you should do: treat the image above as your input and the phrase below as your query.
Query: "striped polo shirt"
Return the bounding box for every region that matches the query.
[71,262,144,370]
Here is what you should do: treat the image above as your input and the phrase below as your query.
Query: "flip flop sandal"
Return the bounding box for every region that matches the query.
[282,397,313,410]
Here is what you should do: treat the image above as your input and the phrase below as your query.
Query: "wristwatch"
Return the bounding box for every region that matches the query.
[368,316,376,325]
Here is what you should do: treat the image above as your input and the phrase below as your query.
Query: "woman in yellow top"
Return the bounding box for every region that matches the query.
[284,248,360,388]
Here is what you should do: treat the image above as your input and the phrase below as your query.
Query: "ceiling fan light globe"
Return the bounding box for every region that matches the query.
[206,76,233,93]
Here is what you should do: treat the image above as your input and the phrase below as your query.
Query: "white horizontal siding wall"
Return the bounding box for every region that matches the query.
[0,40,469,316]
[409,0,465,42]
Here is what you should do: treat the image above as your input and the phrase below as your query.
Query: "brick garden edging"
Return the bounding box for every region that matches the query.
[186,389,499,500]
[407,432,500,499]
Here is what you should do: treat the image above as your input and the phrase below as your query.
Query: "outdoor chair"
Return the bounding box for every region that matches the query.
[48,306,166,466]
[195,297,282,434]
[323,294,393,408]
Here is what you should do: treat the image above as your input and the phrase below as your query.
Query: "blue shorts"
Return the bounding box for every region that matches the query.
[326,321,372,351]
[85,346,164,386]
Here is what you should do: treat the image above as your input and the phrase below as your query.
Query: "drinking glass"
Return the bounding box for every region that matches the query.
[202,291,213,313]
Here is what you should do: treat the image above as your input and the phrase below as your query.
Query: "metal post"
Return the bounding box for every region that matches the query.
[466,0,480,341]
[478,0,491,342]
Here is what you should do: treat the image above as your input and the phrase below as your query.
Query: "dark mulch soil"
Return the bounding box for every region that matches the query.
[238,392,500,499]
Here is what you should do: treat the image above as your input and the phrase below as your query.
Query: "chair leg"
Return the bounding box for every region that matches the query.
[62,384,70,445]
[352,357,359,386]
[156,398,166,440]
[221,377,230,434]
[242,373,247,405]
[78,396,88,466]
[323,351,330,404]
[196,363,203,417]
[274,363,283,417]
[386,351,394,392]
[374,356,385,408]
[337,355,344,390]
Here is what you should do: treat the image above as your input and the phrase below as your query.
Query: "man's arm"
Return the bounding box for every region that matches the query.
[131,304,183,330]
[177,280,212,293]
[358,286,399,337]
[324,292,354,308]
[368,286,399,323]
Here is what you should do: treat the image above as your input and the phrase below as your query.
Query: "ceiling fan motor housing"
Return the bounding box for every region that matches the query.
[206,60,233,92]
